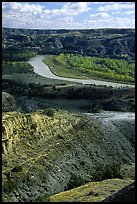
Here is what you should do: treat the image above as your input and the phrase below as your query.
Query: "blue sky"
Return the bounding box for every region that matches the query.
[2,2,135,29]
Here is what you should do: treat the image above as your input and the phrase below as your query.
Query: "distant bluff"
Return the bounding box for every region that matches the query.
[2,28,135,60]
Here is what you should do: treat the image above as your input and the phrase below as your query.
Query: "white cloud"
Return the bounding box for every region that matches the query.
[2,2,92,29]
[124,10,135,15]
[90,12,110,19]
[3,2,44,15]
[60,2,91,16]
[112,10,135,16]
[2,2,135,29]
[85,16,135,29]
[98,2,135,12]
[2,2,91,24]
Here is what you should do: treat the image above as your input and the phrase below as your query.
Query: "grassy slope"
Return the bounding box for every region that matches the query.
[48,179,133,202]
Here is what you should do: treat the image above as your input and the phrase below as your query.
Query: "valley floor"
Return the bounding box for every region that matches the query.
[29,55,135,88]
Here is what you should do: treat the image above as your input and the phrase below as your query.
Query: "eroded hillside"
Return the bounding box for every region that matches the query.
[2,109,135,202]
[2,28,135,60]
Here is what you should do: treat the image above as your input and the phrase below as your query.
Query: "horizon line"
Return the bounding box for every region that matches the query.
[2,27,135,30]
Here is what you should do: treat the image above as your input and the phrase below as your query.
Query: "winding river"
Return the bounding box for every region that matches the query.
[28,55,134,88]
[85,111,135,123]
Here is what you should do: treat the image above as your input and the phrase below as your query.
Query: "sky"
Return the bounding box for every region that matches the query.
[2,2,135,30]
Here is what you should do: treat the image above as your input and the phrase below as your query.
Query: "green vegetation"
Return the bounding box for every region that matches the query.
[65,163,122,191]
[36,194,50,202]
[43,108,55,117]
[3,28,135,61]
[2,49,37,76]
[43,54,135,83]
[2,28,135,202]
[92,163,122,181]
[43,55,83,79]
[48,179,133,202]
[2,61,34,75]
[11,165,23,173]
[2,108,135,202]
[3,49,37,61]
[3,179,18,193]
[65,173,90,190]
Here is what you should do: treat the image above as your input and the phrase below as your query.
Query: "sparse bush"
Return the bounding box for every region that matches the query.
[11,165,23,173]
[31,124,37,130]
[65,173,89,190]
[92,163,122,181]
[3,179,17,193]
[36,194,50,202]
[43,108,55,117]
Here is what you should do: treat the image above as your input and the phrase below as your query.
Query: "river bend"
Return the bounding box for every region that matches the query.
[28,55,134,88]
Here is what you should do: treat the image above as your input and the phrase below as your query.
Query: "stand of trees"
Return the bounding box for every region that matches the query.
[2,49,37,75]
[3,49,37,61]
[2,61,34,75]
[55,53,135,83]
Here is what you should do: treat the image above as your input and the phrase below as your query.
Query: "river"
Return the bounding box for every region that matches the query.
[85,111,135,123]
[28,55,134,88]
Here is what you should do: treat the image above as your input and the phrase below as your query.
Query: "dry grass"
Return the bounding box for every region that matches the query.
[48,178,134,202]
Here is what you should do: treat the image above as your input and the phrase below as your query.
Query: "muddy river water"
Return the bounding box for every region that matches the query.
[28,55,134,88]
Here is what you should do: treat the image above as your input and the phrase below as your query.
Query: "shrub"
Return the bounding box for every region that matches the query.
[3,179,17,193]
[65,173,89,190]
[92,163,122,181]
[31,124,37,130]
[11,165,23,173]
[43,108,55,117]
[36,194,50,202]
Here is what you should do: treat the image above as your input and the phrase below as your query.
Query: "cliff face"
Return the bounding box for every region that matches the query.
[2,110,135,202]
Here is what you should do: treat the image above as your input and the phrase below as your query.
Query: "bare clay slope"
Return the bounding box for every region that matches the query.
[2,109,135,202]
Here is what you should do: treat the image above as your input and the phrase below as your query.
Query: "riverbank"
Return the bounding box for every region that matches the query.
[28,55,135,88]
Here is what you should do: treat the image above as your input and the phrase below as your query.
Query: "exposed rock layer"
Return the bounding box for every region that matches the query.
[2,110,135,202]
[3,28,135,60]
